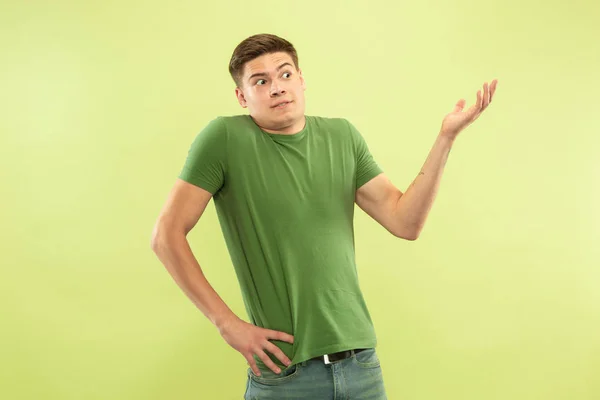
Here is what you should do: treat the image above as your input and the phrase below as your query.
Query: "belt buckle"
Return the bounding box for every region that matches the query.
[323,350,354,364]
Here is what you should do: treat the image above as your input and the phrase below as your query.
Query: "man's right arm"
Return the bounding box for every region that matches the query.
[150,178,238,333]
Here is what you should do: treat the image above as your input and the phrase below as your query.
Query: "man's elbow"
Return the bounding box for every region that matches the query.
[394,226,420,241]
[151,220,188,252]
[150,231,163,253]
[397,232,419,241]
[150,222,172,252]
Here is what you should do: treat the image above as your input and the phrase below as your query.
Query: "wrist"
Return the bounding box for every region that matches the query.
[438,132,457,145]
[216,313,239,333]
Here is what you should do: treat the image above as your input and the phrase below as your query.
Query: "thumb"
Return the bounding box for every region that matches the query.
[453,99,466,113]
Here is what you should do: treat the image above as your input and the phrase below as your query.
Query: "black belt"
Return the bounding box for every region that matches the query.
[310,348,368,364]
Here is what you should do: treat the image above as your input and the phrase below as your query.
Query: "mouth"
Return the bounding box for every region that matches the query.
[272,101,293,109]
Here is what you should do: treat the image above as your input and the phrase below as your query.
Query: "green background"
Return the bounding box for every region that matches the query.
[2,0,599,399]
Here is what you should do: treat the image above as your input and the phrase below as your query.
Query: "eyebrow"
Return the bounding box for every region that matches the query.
[247,62,293,82]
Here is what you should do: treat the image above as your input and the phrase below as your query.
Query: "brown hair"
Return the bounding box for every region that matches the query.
[228,33,299,89]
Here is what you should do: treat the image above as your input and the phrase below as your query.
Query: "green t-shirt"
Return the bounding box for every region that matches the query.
[178,114,383,370]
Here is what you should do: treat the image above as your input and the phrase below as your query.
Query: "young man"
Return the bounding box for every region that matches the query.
[151,33,497,399]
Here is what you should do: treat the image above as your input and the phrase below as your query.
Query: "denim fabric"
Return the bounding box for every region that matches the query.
[243,348,387,399]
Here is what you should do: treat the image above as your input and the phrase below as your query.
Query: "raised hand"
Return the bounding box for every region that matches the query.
[439,79,498,140]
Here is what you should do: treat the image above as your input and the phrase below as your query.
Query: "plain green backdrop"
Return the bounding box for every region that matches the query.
[1,0,599,399]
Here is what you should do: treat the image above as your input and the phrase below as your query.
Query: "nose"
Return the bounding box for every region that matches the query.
[270,81,286,97]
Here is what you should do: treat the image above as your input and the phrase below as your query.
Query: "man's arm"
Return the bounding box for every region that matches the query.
[355,134,454,240]
[150,178,238,332]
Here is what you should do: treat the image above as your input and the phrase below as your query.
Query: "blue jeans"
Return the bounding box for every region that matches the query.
[244,348,388,399]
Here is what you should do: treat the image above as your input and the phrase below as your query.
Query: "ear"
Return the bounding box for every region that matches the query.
[235,87,248,108]
[299,68,306,91]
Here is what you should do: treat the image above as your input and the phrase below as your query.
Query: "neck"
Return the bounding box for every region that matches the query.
[254,115,306,135]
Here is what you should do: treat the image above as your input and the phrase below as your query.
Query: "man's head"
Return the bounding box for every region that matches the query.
[229,34,306,134]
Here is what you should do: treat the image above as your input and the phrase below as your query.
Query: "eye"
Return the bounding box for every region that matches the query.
[283,72,292,78]
[257,79,266,85]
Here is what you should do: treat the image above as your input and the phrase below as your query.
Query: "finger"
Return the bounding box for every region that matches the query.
[256,348,282,374]
[267,329,294,344]
[264,341,292,367]
[483,82,490,109]
[245,355,262,377]
[469,90,482,116]
[453,99,466,113]
[477,84,486,111]
[490,79,498,102]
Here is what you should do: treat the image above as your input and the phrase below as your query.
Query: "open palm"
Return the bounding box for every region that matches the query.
[440,79,498,139]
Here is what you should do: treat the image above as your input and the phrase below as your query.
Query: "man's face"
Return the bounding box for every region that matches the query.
[235,52,306,132]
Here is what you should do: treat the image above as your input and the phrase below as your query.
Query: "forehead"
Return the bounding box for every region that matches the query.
[243,52,294,76]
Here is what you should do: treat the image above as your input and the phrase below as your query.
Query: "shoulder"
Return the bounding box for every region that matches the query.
[308,116,353,139]
[309,115,350,129]
[195,115,253,141]
[218,114,266,130]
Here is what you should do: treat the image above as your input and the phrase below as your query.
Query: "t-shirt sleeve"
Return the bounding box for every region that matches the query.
[178,117,227,195]
[346,119,383,189]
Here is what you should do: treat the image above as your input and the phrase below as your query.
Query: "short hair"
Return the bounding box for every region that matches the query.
[228,33,299,89]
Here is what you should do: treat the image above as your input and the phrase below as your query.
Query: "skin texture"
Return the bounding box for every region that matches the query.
[235,52,307,135]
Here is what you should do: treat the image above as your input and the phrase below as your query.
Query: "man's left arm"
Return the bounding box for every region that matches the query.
[355,134,453,240]
[355,79,498,240]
